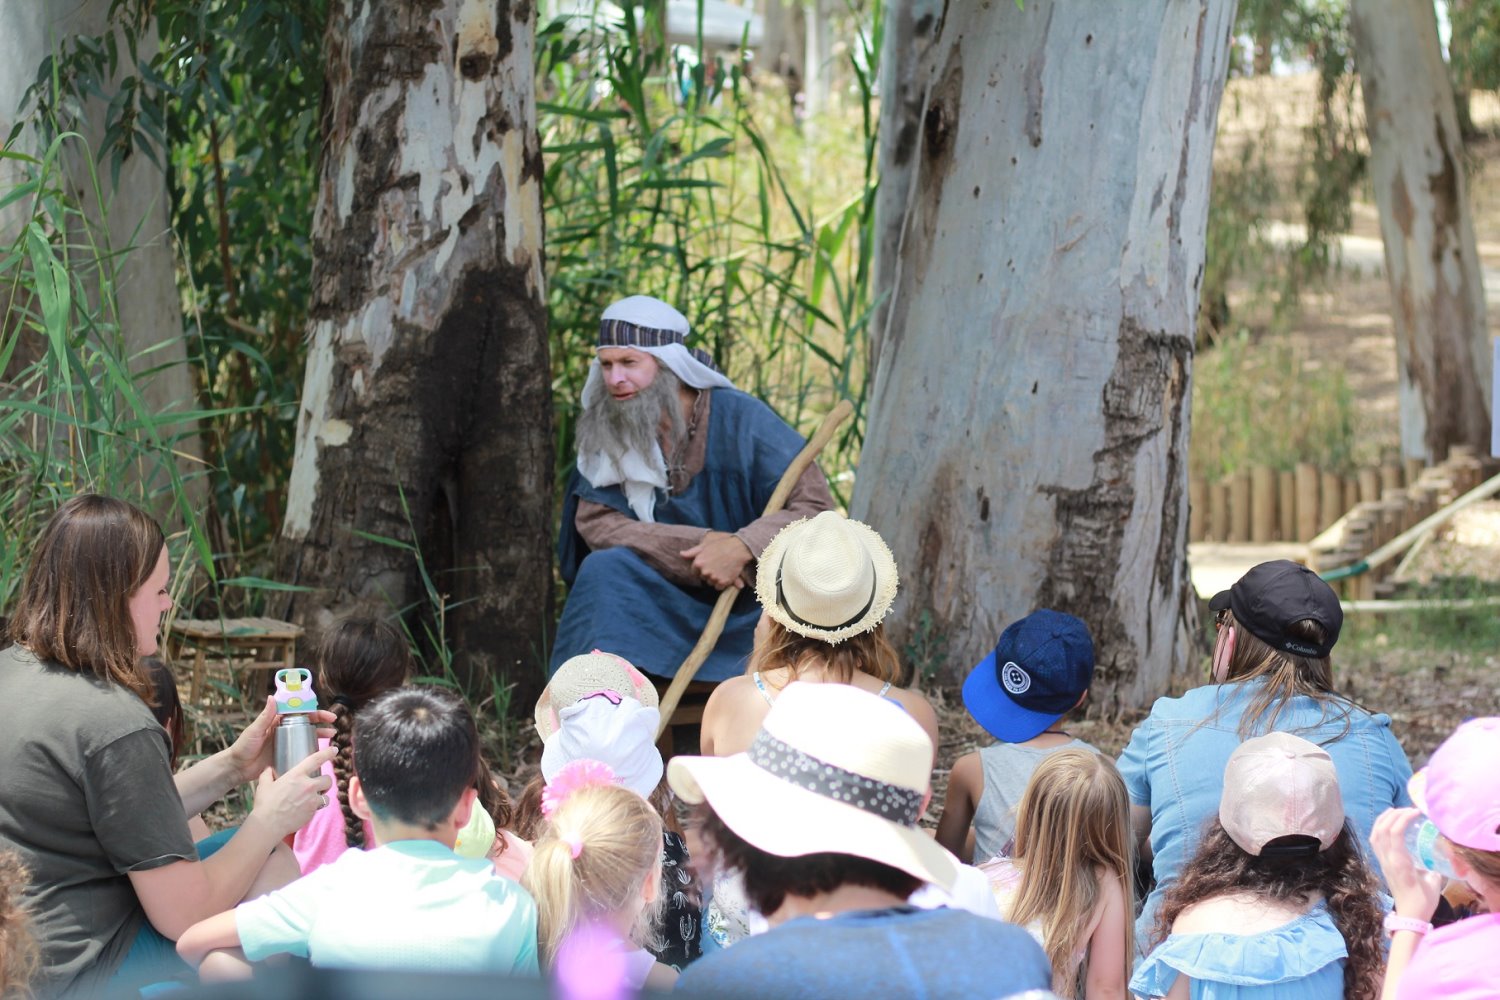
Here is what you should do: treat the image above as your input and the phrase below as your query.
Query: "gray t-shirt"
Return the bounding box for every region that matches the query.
[0,644,196,996]
[972,739,1099,861]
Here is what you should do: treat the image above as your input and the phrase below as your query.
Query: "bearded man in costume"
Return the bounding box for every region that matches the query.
[553,295,835,682]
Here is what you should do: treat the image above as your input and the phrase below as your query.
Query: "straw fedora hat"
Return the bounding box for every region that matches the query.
[535,650,659,740]
[667,682,957,890]
[755,511,899,644]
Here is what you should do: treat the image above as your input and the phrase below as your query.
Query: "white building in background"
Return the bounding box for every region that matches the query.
[546,0,763,50]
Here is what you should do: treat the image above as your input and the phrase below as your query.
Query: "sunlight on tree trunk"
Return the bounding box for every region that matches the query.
[280,0,552,704]
[1350,0,1490,462]
[856,0,1237,712]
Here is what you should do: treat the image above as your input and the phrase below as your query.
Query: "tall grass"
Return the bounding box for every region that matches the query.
[0,132,215,613]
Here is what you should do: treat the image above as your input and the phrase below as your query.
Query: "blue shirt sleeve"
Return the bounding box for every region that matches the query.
[1117,714,1154,807]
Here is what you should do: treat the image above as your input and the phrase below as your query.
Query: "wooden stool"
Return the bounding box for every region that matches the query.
[165,617,303,717]
[651,677,718,761]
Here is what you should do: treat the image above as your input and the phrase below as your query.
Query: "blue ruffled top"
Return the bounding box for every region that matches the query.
[1129,902,1348,999]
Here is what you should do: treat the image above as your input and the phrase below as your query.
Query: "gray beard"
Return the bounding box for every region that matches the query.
[576,365,687,472]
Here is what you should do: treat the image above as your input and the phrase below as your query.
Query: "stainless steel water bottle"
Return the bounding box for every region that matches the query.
[271,666,321,776]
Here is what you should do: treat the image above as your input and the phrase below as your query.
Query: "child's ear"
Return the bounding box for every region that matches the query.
[449,786,479,830]
[1071,689,1090,712]
[349,776,374,822]
[641,863,661,904]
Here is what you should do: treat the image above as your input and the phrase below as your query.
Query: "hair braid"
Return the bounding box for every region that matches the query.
[330,703,363,849]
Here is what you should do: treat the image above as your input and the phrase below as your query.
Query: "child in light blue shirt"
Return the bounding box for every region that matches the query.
[177,688,538,977]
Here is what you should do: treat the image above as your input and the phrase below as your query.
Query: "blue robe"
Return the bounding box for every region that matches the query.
[553,389,807,681]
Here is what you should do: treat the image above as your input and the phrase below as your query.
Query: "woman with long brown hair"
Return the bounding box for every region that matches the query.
[0,495,334,995]
[1117,560,1410,956]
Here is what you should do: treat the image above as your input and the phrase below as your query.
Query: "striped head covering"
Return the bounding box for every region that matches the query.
[597,295,721,372]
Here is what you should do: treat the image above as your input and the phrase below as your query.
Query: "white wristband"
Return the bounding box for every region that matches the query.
[1383,913,1433,938]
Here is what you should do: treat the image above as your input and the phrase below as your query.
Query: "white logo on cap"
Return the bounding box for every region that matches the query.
[1001,661,1031,695]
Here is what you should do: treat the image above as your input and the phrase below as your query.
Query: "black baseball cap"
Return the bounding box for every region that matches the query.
[1209,560,1342,659]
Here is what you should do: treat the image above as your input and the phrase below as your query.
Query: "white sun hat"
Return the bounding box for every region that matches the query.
[754,510,900,644]
[536,650,659,741]
[667,682,956,890]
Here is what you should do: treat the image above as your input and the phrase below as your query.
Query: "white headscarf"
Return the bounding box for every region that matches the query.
[577,295,735,521]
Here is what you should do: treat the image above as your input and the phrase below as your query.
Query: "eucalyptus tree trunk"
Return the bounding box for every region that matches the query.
[855,0,1237,712]
[869,0,944,372]
[1350,0,1490,462]
[0,0,201,498]
[280,0,552,704]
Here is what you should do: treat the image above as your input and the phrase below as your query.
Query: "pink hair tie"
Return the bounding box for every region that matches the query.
[561,831,584,859]
[541,759,618,818]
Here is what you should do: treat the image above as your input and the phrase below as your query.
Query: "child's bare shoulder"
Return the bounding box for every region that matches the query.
[1172,894,1312,936]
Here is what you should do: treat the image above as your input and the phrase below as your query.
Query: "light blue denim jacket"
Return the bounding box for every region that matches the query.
[1118,679,1411,950]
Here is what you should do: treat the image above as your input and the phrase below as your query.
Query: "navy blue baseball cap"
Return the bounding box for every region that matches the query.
[962,610,1096,743]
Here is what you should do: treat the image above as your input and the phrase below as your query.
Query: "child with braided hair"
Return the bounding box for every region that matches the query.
[293,618,528,879]
[522,762,677,992]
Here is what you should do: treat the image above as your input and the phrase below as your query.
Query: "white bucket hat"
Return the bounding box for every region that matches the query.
[667,682,956,890]
[541,695,664,800]
[755,511,899,644]
[536,650,659,740]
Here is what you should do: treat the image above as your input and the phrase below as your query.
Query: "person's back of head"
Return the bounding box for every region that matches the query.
[1209,560,1348,736]
[1158,732,1383,999]
[1007,749,1133,996]
[751,512,905,685]
[962,609,1095,745]
[522,773,664,967]
[316,618,413,848]
[8,494,163,700]
[352,687,480,835]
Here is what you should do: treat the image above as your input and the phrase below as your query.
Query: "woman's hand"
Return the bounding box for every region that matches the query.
[248,747,337,839]
[1370,806,1445,919]
[228,696,337,784]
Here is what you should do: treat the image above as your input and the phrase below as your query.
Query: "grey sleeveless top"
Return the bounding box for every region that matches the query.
[972,738,1099,861]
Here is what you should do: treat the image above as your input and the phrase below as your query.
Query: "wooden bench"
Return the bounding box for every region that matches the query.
[165,616,303,717]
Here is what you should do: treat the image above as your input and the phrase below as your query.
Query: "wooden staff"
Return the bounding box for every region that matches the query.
[656,399,855,738]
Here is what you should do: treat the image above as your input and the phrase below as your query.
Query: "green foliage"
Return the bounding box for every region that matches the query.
[1190,327,1356,480]
[1451,0,1500,94]
[0,133,214,615]
[538,4,880,501]
[26,0,327,552]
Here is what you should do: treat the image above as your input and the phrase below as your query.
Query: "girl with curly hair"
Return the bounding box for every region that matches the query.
[1131,732,1383,1000]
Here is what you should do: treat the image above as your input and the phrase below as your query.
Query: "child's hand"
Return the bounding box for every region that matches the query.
[1370,806,1445,919]
[250,748,337,837]
[229,697,338,783]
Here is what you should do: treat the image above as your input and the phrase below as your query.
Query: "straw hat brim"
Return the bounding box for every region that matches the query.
[754,516,900,644]
[667,753,957,891]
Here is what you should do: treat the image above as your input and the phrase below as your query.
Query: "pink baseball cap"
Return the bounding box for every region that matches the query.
[1408,717,1500,852]
[1220,732,1344,856]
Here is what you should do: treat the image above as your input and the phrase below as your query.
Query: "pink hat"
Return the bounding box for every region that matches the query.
[1220,732,1344,856]
[1409,717,1500,852]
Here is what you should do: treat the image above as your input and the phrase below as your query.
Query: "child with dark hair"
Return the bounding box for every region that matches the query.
[671,683,1052,998]
[176,688,539,977]
[293,619,526,879]
[1131,732,1384,1000]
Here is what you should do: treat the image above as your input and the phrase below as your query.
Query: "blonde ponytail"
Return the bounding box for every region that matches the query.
[522,783,664,967]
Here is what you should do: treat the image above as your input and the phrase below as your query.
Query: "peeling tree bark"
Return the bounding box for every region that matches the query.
[279,0,552,705]
[1350,0,1490,462]
[854,0,1237,713]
